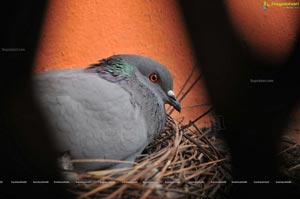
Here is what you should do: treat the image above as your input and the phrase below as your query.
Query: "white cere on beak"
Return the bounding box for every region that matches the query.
[167,90,176,98]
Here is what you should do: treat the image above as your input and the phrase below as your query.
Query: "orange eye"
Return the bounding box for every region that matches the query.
[149,73,159,83]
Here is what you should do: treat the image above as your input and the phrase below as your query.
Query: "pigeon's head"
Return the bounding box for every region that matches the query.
[112,54,181,112]
[87,54,181,112]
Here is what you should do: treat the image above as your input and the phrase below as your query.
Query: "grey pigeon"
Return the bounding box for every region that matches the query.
[33,54,181,171]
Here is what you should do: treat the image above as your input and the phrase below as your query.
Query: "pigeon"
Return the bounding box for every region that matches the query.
[33,54,181,171]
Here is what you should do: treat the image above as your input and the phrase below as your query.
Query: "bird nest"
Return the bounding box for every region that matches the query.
[278,136,300,182]
[66,115,232,199]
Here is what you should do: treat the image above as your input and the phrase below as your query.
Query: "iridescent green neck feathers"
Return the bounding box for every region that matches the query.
[85,57,134,83]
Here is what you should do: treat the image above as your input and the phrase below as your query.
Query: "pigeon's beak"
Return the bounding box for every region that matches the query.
[167,90,181,112]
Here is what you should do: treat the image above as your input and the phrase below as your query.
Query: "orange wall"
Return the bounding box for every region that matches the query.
[35,0,299,129]
[34,0,212,127]
[226,0,299,63]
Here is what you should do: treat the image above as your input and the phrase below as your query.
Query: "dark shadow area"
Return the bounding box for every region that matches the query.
[0,1,72,198]
[179,1,300,199]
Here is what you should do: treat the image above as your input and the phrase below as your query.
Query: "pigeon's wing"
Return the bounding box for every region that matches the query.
[33,69,148,170]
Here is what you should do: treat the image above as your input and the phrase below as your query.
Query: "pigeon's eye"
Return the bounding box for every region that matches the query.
[149,73,159,83]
